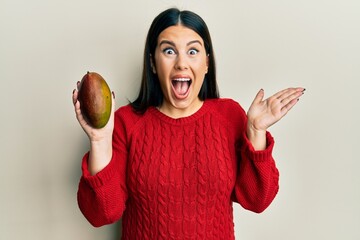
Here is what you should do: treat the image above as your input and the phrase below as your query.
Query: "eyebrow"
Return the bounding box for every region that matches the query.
[159,39,203,47]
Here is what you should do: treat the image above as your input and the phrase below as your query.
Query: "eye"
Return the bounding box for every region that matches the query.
[188,49,199,55]
[163,48,176,55]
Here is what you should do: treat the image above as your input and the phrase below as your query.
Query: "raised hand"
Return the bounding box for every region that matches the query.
[246,87,305,150]
[72,81,116,142]
[73,81,116,175]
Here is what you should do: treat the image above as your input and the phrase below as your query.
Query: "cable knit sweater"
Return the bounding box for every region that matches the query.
[77,98,279,240]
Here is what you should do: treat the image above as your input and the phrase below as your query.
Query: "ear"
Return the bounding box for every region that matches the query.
[150,54,156,74]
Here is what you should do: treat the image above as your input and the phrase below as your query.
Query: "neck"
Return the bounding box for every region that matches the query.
[157,100,204,119]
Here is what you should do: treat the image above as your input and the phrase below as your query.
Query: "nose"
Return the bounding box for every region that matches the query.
[174,53,188,70]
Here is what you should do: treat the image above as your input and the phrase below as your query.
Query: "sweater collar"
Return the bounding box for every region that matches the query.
[148,99,212,125]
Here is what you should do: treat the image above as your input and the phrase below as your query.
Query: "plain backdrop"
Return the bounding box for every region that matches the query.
[1,0,359,239]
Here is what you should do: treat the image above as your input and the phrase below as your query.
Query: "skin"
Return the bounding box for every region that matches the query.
[73,83,115,175]
[247,87,305,150]
[72,24,305,175]
[152,25,209,118]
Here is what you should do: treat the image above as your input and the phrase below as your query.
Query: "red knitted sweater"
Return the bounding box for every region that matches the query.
[77,98,279,240]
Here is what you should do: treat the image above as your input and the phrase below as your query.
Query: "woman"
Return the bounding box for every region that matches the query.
[73,8,305,240]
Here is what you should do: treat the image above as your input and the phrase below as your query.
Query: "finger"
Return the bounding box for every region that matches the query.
[72,88,78,105]
[73,91,84,122]
[274,87,304,100]
[251,89,265,105]
[74,99,91,129]
[280,98,299,116]
[109,91,116,120]
[279,89,304,106]
[74,98,82,120]
[273,88,290,99]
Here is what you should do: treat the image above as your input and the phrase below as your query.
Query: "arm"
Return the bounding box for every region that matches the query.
[246,87,305,150]
[73,86,128,227]
[77,147,128,227]
[233,87,305,212]
[72,82,115,175]
[233,131,279,213]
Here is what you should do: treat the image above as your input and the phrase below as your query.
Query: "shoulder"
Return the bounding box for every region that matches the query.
[114,104,146,136]
[206,98,247,121]
[115,104,140,122]
[205,98,248,137]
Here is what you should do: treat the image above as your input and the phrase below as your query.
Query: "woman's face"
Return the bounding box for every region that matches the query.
[153,25,208,118]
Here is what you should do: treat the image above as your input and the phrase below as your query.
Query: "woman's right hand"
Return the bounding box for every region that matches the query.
[72,81,115,142]
[72,81,116,175]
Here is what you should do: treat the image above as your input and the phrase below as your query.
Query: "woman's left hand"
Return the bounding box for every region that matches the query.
[247,87,305,133]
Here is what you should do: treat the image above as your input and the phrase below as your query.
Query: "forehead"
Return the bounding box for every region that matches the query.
[157,25,204,45]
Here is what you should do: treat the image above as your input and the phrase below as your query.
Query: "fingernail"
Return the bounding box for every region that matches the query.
[302,88,306,92]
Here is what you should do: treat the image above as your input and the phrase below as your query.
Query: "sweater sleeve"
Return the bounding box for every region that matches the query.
[233,131,279,213]
[77,108,129,227]
[227,100,279,213]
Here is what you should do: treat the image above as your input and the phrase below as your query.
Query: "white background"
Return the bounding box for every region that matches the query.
[1,0,359,239]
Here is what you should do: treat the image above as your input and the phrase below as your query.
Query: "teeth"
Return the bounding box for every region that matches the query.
[173,78,191,82]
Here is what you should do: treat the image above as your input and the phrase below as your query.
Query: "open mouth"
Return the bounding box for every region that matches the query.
[172,78,192,96]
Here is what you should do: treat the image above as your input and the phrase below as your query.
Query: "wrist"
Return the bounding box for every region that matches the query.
[88,138,113,175]
[90,137,112,149]
[246,124,267,151]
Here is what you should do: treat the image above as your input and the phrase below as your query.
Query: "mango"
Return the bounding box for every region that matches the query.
[78,71,112,128]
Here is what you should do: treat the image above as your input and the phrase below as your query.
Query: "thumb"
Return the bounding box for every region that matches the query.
[109,91,116,120]
[251,88,264,105]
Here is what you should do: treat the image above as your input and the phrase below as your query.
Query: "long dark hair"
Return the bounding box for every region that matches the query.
[131,8,219,113]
